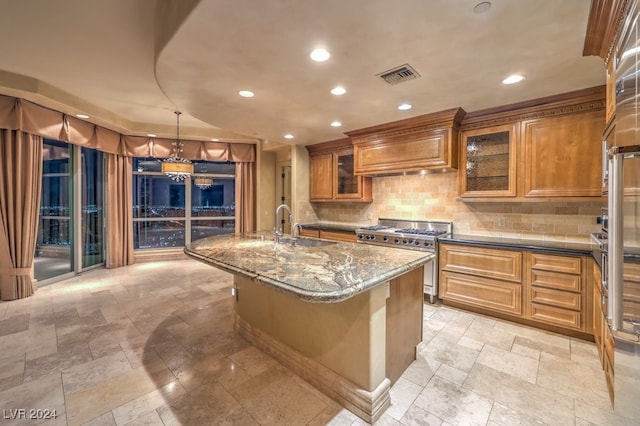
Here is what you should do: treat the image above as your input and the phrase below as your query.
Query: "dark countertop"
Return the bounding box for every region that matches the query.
[300,222,365,233]
[184,232,434,303]
[441,233,595,257]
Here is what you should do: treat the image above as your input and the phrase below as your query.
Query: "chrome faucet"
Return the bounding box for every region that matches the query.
[292,222,302,239]
[274,203,293,242]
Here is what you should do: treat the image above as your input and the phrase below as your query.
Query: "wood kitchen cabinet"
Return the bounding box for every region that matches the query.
[298,227,357,243]
[458,86,606,201]
[523,110,605,197]
[306,138,372,202]
[459,123,518,197]
[439,244,523,317]
[346,108,465,175]
[439,241,593,336]
[593,261,604,367]
[526,253,586,331]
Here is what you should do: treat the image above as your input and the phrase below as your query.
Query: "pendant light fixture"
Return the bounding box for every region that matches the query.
[193,164,214,190]
[194,177,214,190]
[162,111,193,181]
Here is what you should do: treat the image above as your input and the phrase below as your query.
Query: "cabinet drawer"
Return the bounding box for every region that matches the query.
[530,269,581,292]
[530,303,582,330]
[299,228,320,238]
[531,286,581,310]
[440,244,522,283]
[531,253,581,275]
[319,230,357,243]
[440,272,522,316]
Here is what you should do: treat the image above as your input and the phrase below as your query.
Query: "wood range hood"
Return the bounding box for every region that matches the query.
[345,107,466,177]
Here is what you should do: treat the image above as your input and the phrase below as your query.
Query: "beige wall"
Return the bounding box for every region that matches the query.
[309,171,605,243]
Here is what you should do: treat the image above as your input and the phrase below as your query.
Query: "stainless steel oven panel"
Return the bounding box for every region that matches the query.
[422,258,436,303]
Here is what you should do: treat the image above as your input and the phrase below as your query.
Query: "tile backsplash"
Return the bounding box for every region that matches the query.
[309,172,605,243]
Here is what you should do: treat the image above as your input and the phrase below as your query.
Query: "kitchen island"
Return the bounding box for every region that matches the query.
[184,232,434,422]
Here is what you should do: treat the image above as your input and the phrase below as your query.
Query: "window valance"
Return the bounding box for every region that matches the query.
[0,95,255,162]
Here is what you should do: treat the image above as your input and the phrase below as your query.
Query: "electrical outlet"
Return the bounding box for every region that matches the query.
[498,217,506,227]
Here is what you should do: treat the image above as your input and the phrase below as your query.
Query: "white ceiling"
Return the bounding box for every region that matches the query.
[0,0,605,148]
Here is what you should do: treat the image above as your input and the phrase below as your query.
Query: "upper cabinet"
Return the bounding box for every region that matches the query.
[458,86,606,201]
[306,138,372,203]
[522,110,605,197]
[459,123,519,197]
[346,108,466,176]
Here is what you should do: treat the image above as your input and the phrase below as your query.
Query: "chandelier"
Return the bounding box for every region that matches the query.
[194,177,214,190]
[162,111,193,181]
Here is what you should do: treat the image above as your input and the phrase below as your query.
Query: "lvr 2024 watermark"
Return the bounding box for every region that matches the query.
[3,409,58,420]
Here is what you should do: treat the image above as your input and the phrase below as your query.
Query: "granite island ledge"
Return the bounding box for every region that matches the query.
[184,232,434,422]
[184,232,434,302]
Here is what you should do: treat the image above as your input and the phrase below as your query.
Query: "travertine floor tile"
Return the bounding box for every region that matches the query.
[475,344,539,384]
[464,363,575,425]
[0,312,30,336]
[0,260,626,425]
[413,376,493,426]
[537,351,611,409]
[111,380,187,425]
[386,377,422,421]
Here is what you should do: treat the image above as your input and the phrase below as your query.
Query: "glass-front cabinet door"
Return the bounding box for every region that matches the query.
[459,123,518,197]
[333,149,360,199]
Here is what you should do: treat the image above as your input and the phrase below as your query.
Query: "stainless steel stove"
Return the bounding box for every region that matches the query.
[355,218,453,302]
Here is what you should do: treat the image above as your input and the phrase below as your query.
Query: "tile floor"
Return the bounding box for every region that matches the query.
[0,259,634,425]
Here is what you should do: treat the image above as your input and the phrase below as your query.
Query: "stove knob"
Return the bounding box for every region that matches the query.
[368,235,376,241]
[403,239,409,245]
[383,236,389,242]
[414,240,421,246]
[357,234,364,240]
[424,241,432,248]
[394,238,400,244]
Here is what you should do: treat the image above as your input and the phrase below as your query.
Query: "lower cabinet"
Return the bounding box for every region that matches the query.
[439,242,592,335]
[298,227,357,243]
[528,253,584,331]
[439,244,523,316]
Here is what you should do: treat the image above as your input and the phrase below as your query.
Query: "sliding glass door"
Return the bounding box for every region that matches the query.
[35,140,73,281]
[35,140,105,284]
[81,147,104,268]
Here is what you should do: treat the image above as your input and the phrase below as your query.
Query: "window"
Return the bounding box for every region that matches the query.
[132,159,235,249]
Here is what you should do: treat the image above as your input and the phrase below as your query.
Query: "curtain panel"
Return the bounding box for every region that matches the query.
[0,130,43,300]
[0,95,256,162]
[235,162,256,233]
[106,154,134,268]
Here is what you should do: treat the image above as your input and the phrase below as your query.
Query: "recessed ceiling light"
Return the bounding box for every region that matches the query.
[310,48,330,62]
[502,74,525,85]
[331,121,342,127]
[397,103,413,111]
[75,113,90,119]
[284,134,294,139]
[473,1,492,14]
[211,138,219,142]
[147,133,157,138]
[331,86,346,96]
[238,90,254,97]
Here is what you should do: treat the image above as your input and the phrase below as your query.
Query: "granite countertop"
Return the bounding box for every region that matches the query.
[184,232,434,303]
[442,233,595,256]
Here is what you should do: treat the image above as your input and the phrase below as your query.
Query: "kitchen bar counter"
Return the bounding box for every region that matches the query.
[184,232,433,302]
[442,233,594,257]
[184,232,431,422]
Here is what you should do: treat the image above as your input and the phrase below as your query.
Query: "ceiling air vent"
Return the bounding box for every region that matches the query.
[376,64,421,85]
